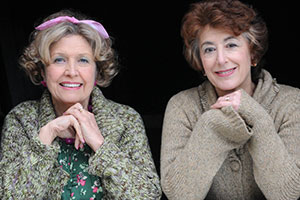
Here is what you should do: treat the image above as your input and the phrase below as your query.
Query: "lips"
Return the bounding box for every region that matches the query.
[59,82,83,88]
[215,67,236,77]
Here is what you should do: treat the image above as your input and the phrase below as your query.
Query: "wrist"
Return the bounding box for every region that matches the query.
[39,124,56,145]
[90,136,104,152]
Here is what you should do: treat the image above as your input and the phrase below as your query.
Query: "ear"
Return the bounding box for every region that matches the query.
[250,52,257,67]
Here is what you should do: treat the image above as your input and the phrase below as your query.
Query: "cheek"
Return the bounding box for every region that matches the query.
[44,67,61,82]
[83,67,97,83]
[201,57,214,73]
[239,52,252,69]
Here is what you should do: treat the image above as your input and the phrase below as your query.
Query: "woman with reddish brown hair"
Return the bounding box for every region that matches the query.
[161,0,300,199]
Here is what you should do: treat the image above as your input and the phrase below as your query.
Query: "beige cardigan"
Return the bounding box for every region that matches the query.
[161,70,300,200]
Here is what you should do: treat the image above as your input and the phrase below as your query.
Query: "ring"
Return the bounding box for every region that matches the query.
[225,96,230,101]
[78,106,83,112]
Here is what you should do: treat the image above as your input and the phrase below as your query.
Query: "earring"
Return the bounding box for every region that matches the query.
[41,81,47,87]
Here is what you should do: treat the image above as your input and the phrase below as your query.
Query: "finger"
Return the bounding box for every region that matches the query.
[64,106,87,122]
[211,100,233,109]
[69,115,85,144]
[64,103,84,115]
[75,135,80,150]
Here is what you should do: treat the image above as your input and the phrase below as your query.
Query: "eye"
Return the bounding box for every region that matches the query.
[53,57,65,64]
[204,47,216,54]
[226,43,238,48]
[79,57,89,63]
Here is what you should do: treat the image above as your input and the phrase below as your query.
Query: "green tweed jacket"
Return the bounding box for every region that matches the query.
[161,70,300,200]
[0,87,162,199]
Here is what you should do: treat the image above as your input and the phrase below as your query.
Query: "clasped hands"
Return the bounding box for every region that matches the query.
[39,103,104,152]
[211,90,242,111]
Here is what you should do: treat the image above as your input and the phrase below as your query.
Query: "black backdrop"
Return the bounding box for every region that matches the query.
[0,1,299,199]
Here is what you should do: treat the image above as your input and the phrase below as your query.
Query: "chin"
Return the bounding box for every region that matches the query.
[215,85,239,95]
[217,82,238,90]
[60,97,83,104]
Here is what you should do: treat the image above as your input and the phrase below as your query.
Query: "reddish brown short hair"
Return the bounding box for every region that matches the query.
[181,0,268,80]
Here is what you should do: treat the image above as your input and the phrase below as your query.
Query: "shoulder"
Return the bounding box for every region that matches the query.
[277,83,300,98]
[5,100,39,121]
[164,86,204,125]
[260,70,300,106]
[275,83,300,109]
[167,87,201,109]
[92,87,142,124]
[98,96,144,131]
[2,100,40,138]
[108,99,142,123]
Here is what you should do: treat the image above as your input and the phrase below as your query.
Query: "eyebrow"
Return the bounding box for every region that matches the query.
[50,52,93,58]
[200,36,238,48]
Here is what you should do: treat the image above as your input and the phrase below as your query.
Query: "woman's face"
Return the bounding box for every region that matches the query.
[44,34,96,108]
[199,26,254,96]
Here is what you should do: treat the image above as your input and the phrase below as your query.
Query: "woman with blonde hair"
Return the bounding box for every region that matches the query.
[0,10,161,199]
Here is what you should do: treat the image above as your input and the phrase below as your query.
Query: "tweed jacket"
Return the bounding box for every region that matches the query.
[0,87,161,199]
[161,70,300,200]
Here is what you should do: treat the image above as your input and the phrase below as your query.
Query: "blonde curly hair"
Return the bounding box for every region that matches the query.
[19,10,119,87]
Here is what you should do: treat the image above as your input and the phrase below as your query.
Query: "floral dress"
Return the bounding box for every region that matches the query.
[58,139,103,200]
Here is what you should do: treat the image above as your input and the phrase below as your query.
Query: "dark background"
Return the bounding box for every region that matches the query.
[0,1,299,199]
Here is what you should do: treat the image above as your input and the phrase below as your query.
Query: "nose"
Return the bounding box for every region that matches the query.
[64,60,79,77]
[216,48,227,66]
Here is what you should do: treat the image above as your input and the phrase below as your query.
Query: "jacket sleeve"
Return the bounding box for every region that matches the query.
[238,89,300,200]
[160,94,252,200]
[87,107,162,200]
[0,110,68,200]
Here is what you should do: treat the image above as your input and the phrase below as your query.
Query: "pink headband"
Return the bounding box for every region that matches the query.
[35,16,109,39]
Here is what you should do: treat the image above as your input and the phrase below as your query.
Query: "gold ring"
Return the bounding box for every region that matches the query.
[78,107,83,112]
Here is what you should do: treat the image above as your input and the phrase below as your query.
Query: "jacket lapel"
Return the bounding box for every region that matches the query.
[252,70,280,114]
[87,87,125,139]
[38,90,57,132]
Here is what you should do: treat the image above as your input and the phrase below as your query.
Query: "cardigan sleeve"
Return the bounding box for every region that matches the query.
[160,93,252,200]
[87,107,162,200]
[238,89,300,200]
[0,109,69,199]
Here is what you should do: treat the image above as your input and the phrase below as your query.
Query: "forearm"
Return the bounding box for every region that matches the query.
[161,126,230,200]
[239,90,300,199]
[39,123,56,145]
[161,108,252,200]
[248,121,300,200]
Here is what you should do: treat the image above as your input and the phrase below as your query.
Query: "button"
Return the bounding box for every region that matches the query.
[230,160,240,172]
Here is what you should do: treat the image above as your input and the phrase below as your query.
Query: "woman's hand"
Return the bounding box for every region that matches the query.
[63,103,104,152]
[211,90,242,111]
[39,114,85,149]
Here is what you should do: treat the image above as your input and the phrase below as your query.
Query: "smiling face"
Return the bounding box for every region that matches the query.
[199,26,255,97]
[44,34,96,112]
